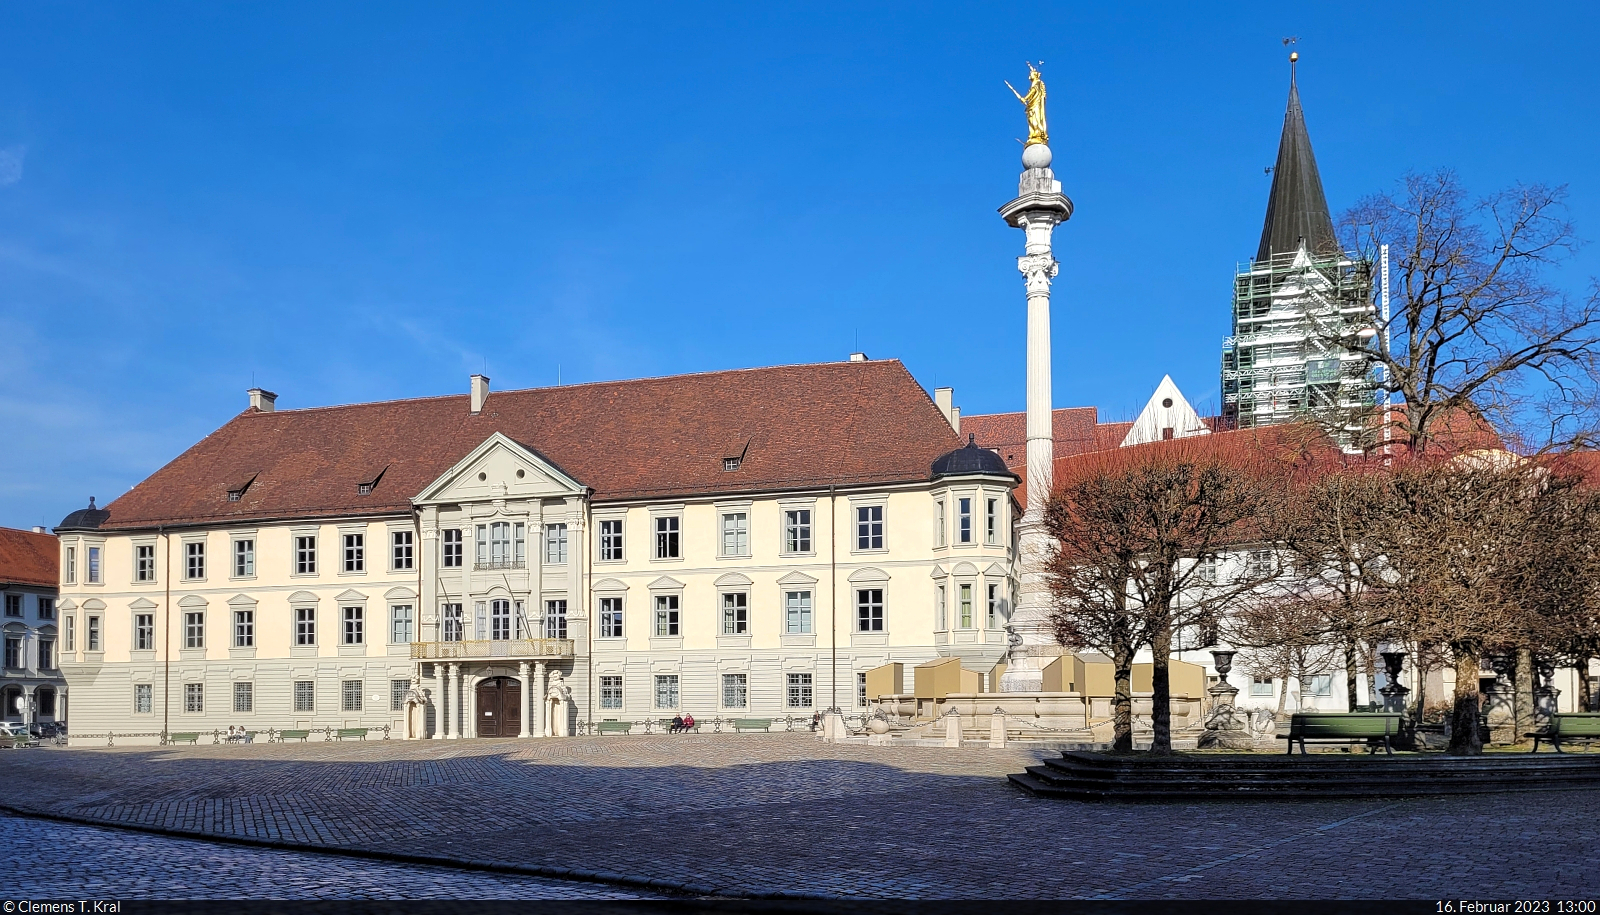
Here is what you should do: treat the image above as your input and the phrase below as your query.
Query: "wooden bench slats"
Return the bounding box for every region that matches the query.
[1529,713,1600,753]
[1280,713,1401,755]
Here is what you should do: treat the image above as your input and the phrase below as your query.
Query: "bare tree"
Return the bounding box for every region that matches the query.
[1223,591,1342,715]
[1341,170,1600,453]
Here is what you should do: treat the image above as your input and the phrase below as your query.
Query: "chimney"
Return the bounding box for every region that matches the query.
[848,352,868,362]
[31,526,45,534]
[470,374,490,414]
[934,387,958,432]
[247,388,277,413]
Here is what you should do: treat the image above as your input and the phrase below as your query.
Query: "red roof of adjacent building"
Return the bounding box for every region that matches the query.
[95,360,964,531]
[0,527,58,589]
[962,407,1133,470]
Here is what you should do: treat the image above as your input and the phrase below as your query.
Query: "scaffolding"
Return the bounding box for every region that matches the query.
[1220,245,1378,447]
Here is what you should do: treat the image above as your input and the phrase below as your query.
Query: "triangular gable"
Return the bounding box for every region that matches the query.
[414,432,586,505]
[1120,375,1211,448]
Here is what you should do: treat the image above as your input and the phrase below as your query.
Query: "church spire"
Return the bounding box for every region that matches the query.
[1256,53,1339,262]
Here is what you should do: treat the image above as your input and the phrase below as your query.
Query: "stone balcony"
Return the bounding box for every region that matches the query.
[410,638,574,661]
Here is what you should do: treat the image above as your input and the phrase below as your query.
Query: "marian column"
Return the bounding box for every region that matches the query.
[998,64,1072,693]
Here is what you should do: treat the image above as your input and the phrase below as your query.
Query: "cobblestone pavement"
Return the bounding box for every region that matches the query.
[2,735,1598,899]
[0,814,652,899]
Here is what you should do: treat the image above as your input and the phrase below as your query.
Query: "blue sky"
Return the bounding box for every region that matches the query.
[2,2,1596,529]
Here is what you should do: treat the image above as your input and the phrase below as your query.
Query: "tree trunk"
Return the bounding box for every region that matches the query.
[1449,645,1484,755]
[1150,623,1173,755]
[1363,641,1379,708]
[1276,662,1291,715]
[1514,646,1535,745]
[1581,655,1595,713]
[1344,639,1361,711]
[1112,649,1134,754]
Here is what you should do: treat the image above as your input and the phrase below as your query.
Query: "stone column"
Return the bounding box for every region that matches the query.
[433,664,448,739]
[519,661,532,738]
[20,684,34,731]
[449,664,463,739]
[997,141,1073,693]
[534,660,548,737]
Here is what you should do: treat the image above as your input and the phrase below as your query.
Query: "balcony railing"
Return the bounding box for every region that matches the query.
[473,559,526,571]
[411,638,574,660]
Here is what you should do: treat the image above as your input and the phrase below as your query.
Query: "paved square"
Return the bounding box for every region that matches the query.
[3,734,1597,899]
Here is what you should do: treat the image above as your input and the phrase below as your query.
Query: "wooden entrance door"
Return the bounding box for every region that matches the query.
[476,676,521,737]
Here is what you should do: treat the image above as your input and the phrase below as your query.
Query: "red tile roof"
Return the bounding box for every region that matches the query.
[0,527,58,589]
[98,360,964,531]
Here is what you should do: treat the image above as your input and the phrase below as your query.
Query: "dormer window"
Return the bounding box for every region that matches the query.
[356,483,374,496]
[225,473,258,503]
[227,491,243,502]
[356,466,387,496]
[723,457,742,472]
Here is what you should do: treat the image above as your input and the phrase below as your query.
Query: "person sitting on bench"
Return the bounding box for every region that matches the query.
[681,713,694,732]
[670,714,685,734]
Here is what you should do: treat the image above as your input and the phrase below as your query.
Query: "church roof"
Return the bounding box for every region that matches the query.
[93,360,963,531]
[1256,66,1340,262]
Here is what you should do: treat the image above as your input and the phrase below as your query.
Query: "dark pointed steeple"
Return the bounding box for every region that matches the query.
[1256,55,1339,262]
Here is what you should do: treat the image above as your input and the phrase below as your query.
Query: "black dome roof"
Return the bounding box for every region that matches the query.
[932,434,1016,479]
[57,497,110,532]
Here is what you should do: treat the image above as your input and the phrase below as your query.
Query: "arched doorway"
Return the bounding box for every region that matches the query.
[475,676,521,737]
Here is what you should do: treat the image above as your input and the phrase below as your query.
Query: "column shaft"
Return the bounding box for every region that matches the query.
[519,662,532,738]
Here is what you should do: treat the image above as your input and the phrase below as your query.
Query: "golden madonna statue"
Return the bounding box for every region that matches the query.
[1005,63,1048,146]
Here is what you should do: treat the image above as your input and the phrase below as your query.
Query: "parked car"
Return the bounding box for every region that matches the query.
[0,722,40,747]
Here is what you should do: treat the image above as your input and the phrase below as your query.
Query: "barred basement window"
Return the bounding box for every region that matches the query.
[721,673,747,709]
[294,680,315,712]
[391,679,409,712]
[653,674,679,709]
[599,676,623,709]
[857,672,868,707]
[234,681,253,713]
[184,683,204,713]
[786,673,813,708]
[134,684,153,714]
[341,680,363,711]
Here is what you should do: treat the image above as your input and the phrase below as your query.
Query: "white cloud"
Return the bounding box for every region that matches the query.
[0,145,24,187]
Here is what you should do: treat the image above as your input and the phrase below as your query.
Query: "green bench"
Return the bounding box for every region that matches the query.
[595,720,633,735]
[278,729,311,742]
[167,732,201,745]
[657,718,701,733]
[1528,713,1600,753]
[333,728,368,741]
[731,718,773,733]
[1280,712,1401,755]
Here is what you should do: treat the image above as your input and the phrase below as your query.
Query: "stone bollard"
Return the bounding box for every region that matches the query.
[944,709,963,748]
[990,707,1007,748]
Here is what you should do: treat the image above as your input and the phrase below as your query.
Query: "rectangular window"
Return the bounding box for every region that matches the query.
[87,615,101,651]
[38,639,53,670]
[784,509,812,553]
[599,675,623,710]
[720,512,749,557]
[1197,556,1219,584]
[598,597,624,638]
[1250,675,1274,697]
[857,672,868,707]
[64,616,75,652]
[856,588,884,632]
[184,682,204,713]
[935,500,946,547]
[64,546,76,584]
[233,681,253,713]
[721,592,748,635]
[490,599,511,641]
[39,596,54,619]
[295,535,317,574]
[441,603,463,642]
[1245,549,1276,579]
[441,529,462,568]
[136,544,156,582]
[959,583,973,629]
[958,497,973,544]
[4,637,20,669]
[655,516,680,559]
[2,594,18,617]
[935,585,946,631]
[343,533,364,572]
[134,683,153,714]
[513,523,526,567]
[295,606,316,646]
[599,519,624,561]
[294,680,315,712]
[184,611,204,649]
[342,606,364,645]
[390,605,414,644]
[391,679,409,712]
[653,674,679,709]
[233,539,255,577]
[544,524,568,564]
[88,546,102,583]
[654,594,680,637]
[233,609,254,648]
[1307,675,1334,697]
[722,673,748,709]
[985,498,999,545]
[784,590,813,634]
[134,613,154,651]
[987,584,1000,629]
[544,600,568,639]
[184,542,204,580]
[341,680,363,711]
[392,531,414,570]
[856,505,884,550]
[786,673,814,708]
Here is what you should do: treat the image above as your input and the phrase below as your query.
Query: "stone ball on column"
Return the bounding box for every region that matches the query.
[1021,143,1053,170]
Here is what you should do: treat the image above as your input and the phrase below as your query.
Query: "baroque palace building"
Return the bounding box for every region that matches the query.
[53,360,1023,741]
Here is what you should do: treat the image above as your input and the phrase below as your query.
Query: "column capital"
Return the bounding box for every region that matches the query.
[1017,253,1059,294]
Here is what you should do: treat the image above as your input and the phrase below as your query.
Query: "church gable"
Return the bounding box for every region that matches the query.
[413,433,586,506]
[1120,376,1211,448]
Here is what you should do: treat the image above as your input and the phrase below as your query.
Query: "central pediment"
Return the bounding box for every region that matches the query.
[413,432,588,506]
